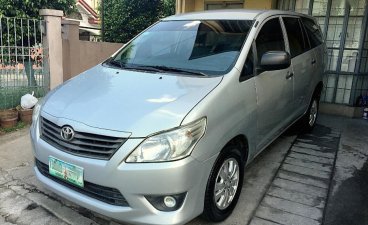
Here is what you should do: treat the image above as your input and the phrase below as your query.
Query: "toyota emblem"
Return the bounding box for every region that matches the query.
[60,126,75,141]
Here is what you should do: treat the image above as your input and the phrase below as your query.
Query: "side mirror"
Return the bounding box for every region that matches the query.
[259,51,290,71]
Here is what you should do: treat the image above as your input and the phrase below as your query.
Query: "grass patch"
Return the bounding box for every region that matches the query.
[0,121,26,135]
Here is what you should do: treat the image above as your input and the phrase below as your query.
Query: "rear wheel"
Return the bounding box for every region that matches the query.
[309,99,318,127]
[202,145,244,222]
[298,95,319,133]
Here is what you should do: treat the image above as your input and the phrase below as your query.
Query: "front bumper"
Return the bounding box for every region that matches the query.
[30,122,217,225]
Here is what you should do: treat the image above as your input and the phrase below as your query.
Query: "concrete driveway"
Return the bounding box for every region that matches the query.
[0,114,366,225]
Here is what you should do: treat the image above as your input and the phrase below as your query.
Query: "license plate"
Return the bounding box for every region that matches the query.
[48,156,84,188]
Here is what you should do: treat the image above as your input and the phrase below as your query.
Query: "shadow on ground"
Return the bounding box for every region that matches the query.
[324,161,368,225]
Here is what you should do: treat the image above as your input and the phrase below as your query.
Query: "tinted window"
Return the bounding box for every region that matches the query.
[301,17,323,48]
[283,17,308,57]
[109,20,253,76]
[256,18,285,62]
[300,20,312,50]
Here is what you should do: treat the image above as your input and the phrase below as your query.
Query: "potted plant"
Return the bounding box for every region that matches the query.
[16,105,33,124]
[0,108,19,129]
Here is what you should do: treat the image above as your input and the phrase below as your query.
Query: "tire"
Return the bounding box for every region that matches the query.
[298,94,319,133]
[202,144,244,222]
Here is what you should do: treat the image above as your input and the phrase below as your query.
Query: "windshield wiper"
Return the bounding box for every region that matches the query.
[106,60,124,68]
[105,62,207,76]
[123,65,163,73]
[106,63,163,73]
[143,65,208,76]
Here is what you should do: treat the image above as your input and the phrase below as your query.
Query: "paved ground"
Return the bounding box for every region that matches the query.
[321,116,368,225]
[0,114,367,225]
[249,124,340,225]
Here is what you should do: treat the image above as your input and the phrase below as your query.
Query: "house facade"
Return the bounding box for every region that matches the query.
[176,0,368,113]
[75,0,101,41]
[175,0,276,12]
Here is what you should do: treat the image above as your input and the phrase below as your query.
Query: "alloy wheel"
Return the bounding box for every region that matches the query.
[213,158,240,210]
[309,99,318,127]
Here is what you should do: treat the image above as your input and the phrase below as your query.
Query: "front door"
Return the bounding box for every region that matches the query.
[254,17,294,150]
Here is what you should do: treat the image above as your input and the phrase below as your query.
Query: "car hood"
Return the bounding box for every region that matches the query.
[42,65,222,137]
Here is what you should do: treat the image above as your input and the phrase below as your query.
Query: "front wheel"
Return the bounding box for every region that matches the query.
[202,145,244,222]
[298,95,319,133]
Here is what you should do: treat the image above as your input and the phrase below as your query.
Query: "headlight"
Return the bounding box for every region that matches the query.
[126,118,207,163]
[32,98,43,125]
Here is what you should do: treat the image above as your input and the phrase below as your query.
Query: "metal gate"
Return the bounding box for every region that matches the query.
[0,17,49,109]
[277,0,368,106]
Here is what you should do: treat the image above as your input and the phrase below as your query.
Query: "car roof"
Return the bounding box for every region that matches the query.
[162,9,315,21]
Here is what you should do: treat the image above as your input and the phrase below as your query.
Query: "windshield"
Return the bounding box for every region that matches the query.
[107,20,254,76]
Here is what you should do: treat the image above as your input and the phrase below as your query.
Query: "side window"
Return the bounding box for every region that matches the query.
[301,17,323,48]
[282,17,308,57]
[255,18,285,63]
[300,19,312,50]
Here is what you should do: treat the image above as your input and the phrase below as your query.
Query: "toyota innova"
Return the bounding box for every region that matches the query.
[31,9,325,225]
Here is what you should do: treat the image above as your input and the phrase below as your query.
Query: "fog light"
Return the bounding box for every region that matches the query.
[164,196,176,208]
[145,193,186,212]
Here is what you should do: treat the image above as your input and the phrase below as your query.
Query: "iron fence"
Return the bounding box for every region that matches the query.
[0,17,49,109]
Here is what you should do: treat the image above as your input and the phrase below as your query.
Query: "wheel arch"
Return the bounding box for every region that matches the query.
[220,134,249,165]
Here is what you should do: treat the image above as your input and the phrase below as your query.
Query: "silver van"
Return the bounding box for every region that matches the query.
[31,9,325,225]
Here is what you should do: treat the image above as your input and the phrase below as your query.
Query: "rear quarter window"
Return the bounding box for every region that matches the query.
[282,17,309,58]
[301,17,323,48]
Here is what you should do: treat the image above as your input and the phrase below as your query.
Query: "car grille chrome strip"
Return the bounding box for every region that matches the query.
[35,159,129,206]
[40,117,126,160]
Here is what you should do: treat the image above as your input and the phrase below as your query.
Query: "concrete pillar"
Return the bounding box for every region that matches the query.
[176,0,183,14]
[61,19,80,81]
[39,9,64,89]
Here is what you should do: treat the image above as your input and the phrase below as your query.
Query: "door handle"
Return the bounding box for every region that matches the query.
[286,71,294,79]
[311,59,316,64]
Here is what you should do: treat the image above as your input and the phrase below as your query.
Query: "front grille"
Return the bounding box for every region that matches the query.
[40,117,126,160]
[35,159,129,206]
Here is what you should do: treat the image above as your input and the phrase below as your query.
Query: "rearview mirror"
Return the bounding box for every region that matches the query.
[260,51,290,71]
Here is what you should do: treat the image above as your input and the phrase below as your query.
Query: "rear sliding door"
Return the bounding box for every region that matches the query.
[281,16,313,118]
